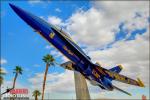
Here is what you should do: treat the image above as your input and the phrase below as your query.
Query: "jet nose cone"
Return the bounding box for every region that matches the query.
[9,3,23,15]
[9,3,18,11]
[9,3,37,30]
[9,3,52,37]
[9,3,34,25]
[9,3,15,8]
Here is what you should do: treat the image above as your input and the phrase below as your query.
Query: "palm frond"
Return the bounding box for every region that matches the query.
[42,54,55,66]
[32,90,41,96]
[13,66,23,75]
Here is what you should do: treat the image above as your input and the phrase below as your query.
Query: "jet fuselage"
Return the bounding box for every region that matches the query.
[10,4,145,95]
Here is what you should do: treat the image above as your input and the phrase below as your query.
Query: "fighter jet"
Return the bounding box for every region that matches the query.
[9,4,145,96]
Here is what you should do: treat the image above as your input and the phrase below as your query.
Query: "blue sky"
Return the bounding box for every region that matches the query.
[1,1,149,99]
[1,0,91,82]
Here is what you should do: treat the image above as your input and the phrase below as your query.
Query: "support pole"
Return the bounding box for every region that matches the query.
[74,71,90,100]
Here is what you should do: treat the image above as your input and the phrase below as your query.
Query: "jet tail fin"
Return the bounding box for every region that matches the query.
[137,78,145,87]
[112,85,132,96]
[109,65,123,73]
[104,69,145,87]
[60,61,75,70]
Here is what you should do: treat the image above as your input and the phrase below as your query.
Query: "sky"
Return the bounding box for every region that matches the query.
[0,0,149,99]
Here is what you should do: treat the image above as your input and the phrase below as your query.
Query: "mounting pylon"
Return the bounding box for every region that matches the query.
[74,71,91,100]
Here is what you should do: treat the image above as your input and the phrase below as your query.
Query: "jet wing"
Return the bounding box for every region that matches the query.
[60,61,75,70]
[104,69,145,87]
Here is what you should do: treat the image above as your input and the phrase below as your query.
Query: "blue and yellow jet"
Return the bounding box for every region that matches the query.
[9,4,145,96]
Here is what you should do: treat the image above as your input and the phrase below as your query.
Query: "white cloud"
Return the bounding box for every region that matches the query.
[63,0,149,86]
[28,70,101,99]
[94,1,149,39]
[28,0,42,4]
[88,31,149,87]
[62,1,149,97]
[1,67,7,73]
[28,0,50,4]
[125,12,149,31]
[65,1,149,48]
[66,8,115,48]
[0,58,7,65]
[28,70,75,93]
[55,8,61,13]
[45,45,51,49]
[48,16,64,26]
[93,1,149,25]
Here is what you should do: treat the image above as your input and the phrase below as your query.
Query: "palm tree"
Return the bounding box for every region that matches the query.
[0,68,6,86]
[32,90,41,100]
[41,54,55,100]
[0,66,22,95]
[13,66,23,88]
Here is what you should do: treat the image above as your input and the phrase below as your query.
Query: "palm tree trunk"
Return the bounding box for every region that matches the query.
[35,95,38,100]
[42,64,49,100]
[0,76,4,86]
[13,73,18,88]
